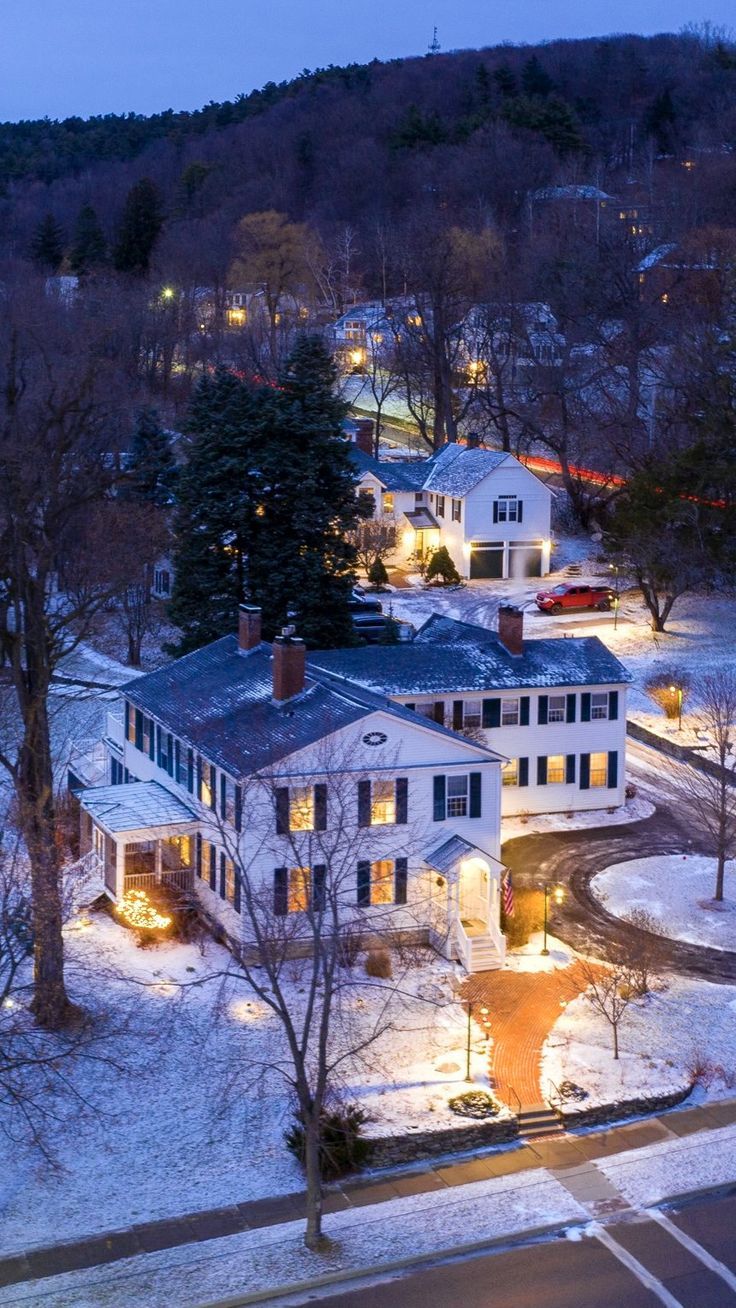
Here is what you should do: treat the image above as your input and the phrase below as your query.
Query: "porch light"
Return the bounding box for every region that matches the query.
[349,347,366,367]
[161,286,175,301]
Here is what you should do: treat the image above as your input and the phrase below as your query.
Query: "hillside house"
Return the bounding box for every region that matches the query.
[76,608,508,973]
[352,440,552,579]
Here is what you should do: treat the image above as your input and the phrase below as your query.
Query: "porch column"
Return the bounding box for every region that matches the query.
[115,839,125,900]
[155,839,163,885]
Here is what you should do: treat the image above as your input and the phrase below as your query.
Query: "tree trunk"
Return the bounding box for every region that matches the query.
[127,632,142,667]
[612,1022,619,1060]
[715,848,726,902]
[303,1112,324,1250]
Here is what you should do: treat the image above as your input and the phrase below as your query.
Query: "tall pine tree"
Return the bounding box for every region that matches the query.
[125,408,177,506]
[113,178,163,274]
[70,204,107,274]
[30,213,65,271]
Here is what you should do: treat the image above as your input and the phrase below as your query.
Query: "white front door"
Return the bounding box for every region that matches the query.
[459,858,489,925]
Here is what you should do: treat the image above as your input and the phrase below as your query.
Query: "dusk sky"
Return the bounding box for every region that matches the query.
[2,0,732,121]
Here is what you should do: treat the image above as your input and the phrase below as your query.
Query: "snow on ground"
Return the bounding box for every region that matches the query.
[505,932,579,974]
[543,974,736,1112]
[0,1172,585,1308]
[598,1121,736,1208]
[0,916,489,1256]
[592,854,736,951]
[502,794,654,842]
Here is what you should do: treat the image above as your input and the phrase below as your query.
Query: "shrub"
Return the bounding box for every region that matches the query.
[502,887,543,948]
[364,949,392,979]
[285,1103,373,1179]
[425,545,461,586]
[644,667,692,718]
[556,1080,588,1102]
[448,1089,499,1119]
[367,557,389,589]
[337,926,362,969]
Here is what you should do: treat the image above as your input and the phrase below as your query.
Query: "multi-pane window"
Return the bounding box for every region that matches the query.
[288,867,311,913]
[436,495,445,518]
[591,693,609,721]
[502,759,519,787]
[463,700,482,729]
[200,760,214,807]
[141,717,153,756]
[383,492,395,515]
[290,786,315,831]
[369,860,394,906]
[176,745,189,788]
[547,754,565,784]
[590,752,608,787]
[223,858,237,905]
[496,495,520,522]
[447,775,469,817]
[371,780,396,825]
[501,698,520,727]
[126,705,136,745]
[452,498,462,522]
[548,695,566,723]
[414,491,424,506]
[418,701,441,720]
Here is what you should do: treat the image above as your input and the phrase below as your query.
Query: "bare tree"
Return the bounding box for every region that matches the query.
[571,949,642,1060]
[679,670,736,901]
[347,519,398,578]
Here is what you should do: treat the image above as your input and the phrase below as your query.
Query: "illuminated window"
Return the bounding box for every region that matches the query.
[548,695,566,723]
[290,787,315,832]
[502,759,518,787]
[371,780,396,825]
[590,752,608,787]
[383,492,394,515]
[200,760,214,807]
[370,860,394,905]
[501,698,519,727]
[225,859,237,905]
[127,704,136,744]
[464,700,482,729]
[591,693,609,721]
[452,498,462,522]
[447,775,469,817]
[288,867,310,912]
[436,495,445,518]
[547,754,565,784]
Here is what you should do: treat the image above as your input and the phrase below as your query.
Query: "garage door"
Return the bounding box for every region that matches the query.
[470,545,504,579]
[509,545,543,578]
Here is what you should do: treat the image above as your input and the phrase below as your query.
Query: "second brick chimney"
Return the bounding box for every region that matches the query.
[238,604,262,654]
[498,605,524,657]
[272,630,306,703]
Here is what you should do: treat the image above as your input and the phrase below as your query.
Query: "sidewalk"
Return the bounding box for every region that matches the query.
[3,1096,736,1292]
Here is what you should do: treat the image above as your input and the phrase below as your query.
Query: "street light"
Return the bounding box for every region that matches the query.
[541,883,565,956]
[669,684,683,732]
[609,563,620,630]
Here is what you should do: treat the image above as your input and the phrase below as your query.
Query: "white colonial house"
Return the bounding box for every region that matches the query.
[352,440,552,580]
[311,607,630,818]
[74,607,508,973]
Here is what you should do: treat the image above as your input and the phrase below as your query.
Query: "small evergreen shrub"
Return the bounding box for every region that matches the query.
[285,1104,373,1179]
[364,948,392,979]
[367,557,389,589]
[425,546,461,586]
[448,1090,499,1119]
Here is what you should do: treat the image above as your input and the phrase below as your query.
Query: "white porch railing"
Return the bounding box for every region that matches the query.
[105,711,125,751]
[123,869,195,893]
[63,850,106,913]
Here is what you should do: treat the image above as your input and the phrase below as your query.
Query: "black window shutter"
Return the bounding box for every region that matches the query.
[124,701,131,741]
[433,775,446,821]
[395,857,408,905]
[519,757,529,787]
[483,698,501,729]
[220,773,227,820]
[148,721,155,761]
[395,777,408,824]
[566,693,577,723]
[275,787,290,834]
[469,772,482,817]
[233,869,241,914]
[517,500,524,523]
[156,725,162,767]
[219,852,226,899]
[433,701,445,724]
[580,753,590,790]
[607,751,618,789]
[196,755,203,801]
[274,867,288,916]
[167,734,174,777]
[520,696,530,726]
[452,700,463,730]
[493,500,499,523]
[581,693,591,722]
[195,832,202,878]
[357,779,371,828]
[566,754,576,784]
[234,784,243,833]
[609,690,619,721]
[187,748,194,794]
[210,767,217,811]
[314,783,328,831]
[209,843,217,891]
[357,860,371,906]
[537,756,548,786]
[405,702,416,711]
[313,864,327,912]
[135,709,143,751]
[538,695,548,726]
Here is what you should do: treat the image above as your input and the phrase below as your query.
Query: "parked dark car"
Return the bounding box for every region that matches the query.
[535,582,614,614]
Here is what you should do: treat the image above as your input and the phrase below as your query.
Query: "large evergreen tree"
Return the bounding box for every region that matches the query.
[113,178,163,274]
[125,408,177,506]
[70,204,107,274]
[30,213,65,271]
[168,338,364,653]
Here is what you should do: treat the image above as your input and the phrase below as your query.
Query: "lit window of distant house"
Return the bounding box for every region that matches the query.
[225,858,237,905]
[547,754,565,784]
[590,752,608,787]
[288,867,310,913]
[501,698,520,727]
[200,760,214,807]
[371,780,396,826]
[290,786,315,832]
[502,759,518,787]
[591,693,609,720]
[370,859,394,905]
[383,492,394,515]
[548,695,566,723]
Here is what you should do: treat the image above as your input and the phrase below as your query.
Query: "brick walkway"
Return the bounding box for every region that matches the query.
[462,962,601,1109]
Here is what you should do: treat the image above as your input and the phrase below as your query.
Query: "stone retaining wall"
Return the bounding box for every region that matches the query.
[627,720,736,787]
[369,1116,519,1167]
[555,1082,693,1129]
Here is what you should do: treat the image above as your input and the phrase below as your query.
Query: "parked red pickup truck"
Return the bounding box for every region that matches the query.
[536,582,615,614]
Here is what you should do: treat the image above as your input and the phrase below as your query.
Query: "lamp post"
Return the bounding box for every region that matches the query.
[466,1003,473,1081]
[609,563,620,630]
[541,883,565,956]
[669,684,683,732]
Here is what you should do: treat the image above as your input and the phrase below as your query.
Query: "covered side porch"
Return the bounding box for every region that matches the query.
[78,782,199,900]
[427,834,506,974]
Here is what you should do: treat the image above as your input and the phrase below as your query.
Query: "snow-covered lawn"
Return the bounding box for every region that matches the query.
[502,794,654,842]
[599,1121,736,1208]
[543,975,736,1112]
[0,914,488,1256]
[592,854,736,951]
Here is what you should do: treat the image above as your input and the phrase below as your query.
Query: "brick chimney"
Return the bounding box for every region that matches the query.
[238,604,262,654]
[272,630,306,702]
[498,605,524,657]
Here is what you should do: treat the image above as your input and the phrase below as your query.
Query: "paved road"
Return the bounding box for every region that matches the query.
[289,1191,736,1308]
[502,738,736,984]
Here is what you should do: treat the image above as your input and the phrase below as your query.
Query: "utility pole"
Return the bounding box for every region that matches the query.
[428,26,440,55]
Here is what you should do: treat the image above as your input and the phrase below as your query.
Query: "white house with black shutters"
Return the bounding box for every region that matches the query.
[311,607,630,818]
[352,440,552,579]
[74,607,509,972]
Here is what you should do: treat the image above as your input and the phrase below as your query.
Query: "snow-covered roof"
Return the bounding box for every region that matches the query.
[79,782,197,834]
[531,185,615,203]
[350,443,512,498]
[425,834,504,875]
[636,244,677,272]
[311,614,631,693]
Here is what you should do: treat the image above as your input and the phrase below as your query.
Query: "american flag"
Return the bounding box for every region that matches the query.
[502,871,515,917]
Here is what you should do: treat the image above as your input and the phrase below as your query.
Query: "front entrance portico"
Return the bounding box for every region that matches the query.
[78,781,199,901]
[426,834,506,973]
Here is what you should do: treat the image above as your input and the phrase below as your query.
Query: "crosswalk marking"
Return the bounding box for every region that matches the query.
[593,1225,684,1308]
[651,1209,736,1295]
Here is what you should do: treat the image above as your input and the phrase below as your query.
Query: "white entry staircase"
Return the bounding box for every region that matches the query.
[456,918,505,974]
